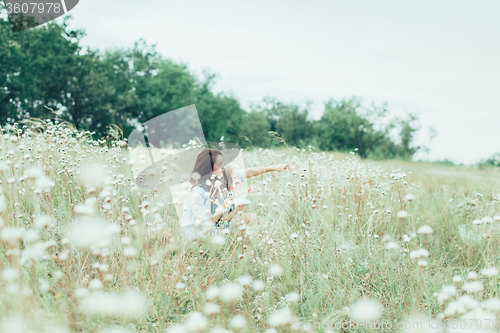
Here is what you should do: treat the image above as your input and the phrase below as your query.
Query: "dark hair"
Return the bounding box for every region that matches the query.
[190,148,221,186]
[190,148,230,214]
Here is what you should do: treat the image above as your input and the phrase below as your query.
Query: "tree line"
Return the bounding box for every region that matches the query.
[0,15,424,160]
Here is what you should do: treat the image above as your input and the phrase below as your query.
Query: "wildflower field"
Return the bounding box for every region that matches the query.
[1,120,500,333]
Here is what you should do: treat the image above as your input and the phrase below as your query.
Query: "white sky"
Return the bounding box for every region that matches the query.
[58,0,500,164]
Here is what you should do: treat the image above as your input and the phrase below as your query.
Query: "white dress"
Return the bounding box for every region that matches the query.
[180,169,245,239]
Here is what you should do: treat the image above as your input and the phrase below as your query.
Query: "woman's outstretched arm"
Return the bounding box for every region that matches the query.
[243,162,291,178]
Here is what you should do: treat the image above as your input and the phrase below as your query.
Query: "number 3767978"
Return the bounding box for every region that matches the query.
[5,2,62,14]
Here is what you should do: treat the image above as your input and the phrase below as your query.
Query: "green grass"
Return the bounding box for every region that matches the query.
[0,120,499,333]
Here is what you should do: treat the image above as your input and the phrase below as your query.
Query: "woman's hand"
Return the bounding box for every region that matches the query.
[245,162,292,178]
[272,162,291,172]
[235,204,247,213]
[222,197,234,210]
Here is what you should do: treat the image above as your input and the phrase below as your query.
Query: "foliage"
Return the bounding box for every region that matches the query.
[1,15,423,160]
[478,153,500,168]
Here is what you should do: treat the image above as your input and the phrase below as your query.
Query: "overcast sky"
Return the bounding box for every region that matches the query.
[56,0,500,164]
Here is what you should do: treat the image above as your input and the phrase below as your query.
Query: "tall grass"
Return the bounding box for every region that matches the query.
[0,120,499,333]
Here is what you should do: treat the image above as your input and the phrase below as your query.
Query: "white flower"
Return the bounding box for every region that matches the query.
[2,268,19,282]
[252,280,265,292]
[219,283,242,302]
[34,215,52,229]
[229,314,246,329]
[23,230,38,243]
[482,216,494,224]
[53,271,64,280]
[203,302,220,315]
[67,217,120,249]
[121,237,131,245]
[1,227,24,243]
[81,292,123,316]
[417,225,433,235]
[74,203,95,216]
[417,259,428,267]
[285,292,300,303]
[75,288,89,298]
[263,329,278,333]
[409,248,429,260]
[290,233,298,240]
[472,219,482,226]
[404,194,415,202]
[269,264,283,277]
[123,246,138,258]
[481,267,499,277]
[35,176,55,191]
[165,324,189,333]
[20,242,49,265]
[80,163,108,188]
[468,271,478,281]
[397,210,408,219]
[267,307,292,327]
[82,290,146,318]
[89,279,103,290]
[442,285,457,295]
[481,298,500,312]
[457,295,479,312]
[453,276,462,283]
[0,162,8,174]
[210,235,225,246]
[205,286,220,300]
[237,275,253,287]
[185,312,208,332]
[462,281,484,293]
[437,285,457,305]
[349,298,383,322]
[1,315,29,333]
[385,242,398,250]
[24,166,44,179]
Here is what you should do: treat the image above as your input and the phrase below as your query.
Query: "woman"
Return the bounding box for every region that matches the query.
[180,148,290,239]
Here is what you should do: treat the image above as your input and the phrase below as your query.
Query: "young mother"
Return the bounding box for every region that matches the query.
[180,148,290,239]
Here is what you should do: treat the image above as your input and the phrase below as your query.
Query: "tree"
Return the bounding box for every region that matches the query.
[0,12,427,159]
[395,112,421,158]
[238,110,271,148]
[0,15,86,123]
[251,97,315,147]
[316,97,388,158]
[315,97,422,160]
[193,71,246,144]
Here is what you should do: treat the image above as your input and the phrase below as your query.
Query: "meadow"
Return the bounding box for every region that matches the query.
[1,119,500,333]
